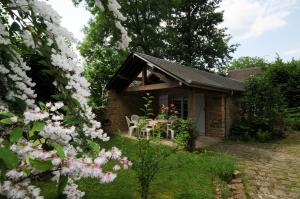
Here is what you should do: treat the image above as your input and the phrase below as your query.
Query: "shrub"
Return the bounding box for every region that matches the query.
[173,119,197,151]
[133,139,172,199]
[256,129,272,142]
[284,107,300,130]
[204,153,236,182]
[232,75,286,141]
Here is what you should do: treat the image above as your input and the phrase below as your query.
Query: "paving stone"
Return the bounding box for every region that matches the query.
[209,133,300,199]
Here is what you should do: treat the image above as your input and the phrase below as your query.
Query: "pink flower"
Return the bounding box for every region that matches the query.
[100,172,117,183]
[170,103,175,108]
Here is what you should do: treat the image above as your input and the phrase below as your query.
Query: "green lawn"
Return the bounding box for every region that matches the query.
[36,136,236,199]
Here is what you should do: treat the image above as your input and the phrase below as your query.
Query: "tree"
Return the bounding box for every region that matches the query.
[75,0,237,117]
[0,1,131,198]
[226,56,268,71]
[83,46,127,117]
[75,0,172,56]
[164,0,237,70]
[79,0,236,70]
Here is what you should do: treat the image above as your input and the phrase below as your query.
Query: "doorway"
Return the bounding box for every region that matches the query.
[196,93,205,135]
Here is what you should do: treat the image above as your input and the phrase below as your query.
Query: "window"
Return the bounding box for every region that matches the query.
[172,96,188,119]
[159,95,168,107]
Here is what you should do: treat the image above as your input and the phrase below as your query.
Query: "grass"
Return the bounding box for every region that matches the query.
[35,135,236,199]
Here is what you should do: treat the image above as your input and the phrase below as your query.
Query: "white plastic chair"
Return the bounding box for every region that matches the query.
[125,116,137,136]
[166,116,177,139]
[141,125,153,140]
[131,115,139,125]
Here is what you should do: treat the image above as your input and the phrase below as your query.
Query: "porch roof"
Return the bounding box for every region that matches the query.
[107,52,245,92]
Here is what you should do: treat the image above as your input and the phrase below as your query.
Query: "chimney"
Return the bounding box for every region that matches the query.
[227,67,262,82]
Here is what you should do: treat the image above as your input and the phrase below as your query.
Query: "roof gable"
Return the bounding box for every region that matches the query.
[107,52,245,92]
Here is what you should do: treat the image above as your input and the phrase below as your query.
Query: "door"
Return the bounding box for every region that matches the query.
[196,93,205,135]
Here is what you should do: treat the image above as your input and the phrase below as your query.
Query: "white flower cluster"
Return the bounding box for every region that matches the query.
[32,0,61,24]
[21,30,35,48]
[40,122,76,145]
[95,0,104,11]
[60,147,131,183]
[24,107,49,124]
[107,0,126,21]
[46,101,64,111]
[0,180,42,199]
[0,103,9,112]
[94,0,131,49]
[7,0,30,10]
[6,170,27,181]
[0,22,10,45]
[63,179,85,199]
[10,140,56,161]
[8,59,36,107]
[1,56,37,108]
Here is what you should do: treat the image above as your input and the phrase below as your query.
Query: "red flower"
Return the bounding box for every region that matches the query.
[170,103,175,108]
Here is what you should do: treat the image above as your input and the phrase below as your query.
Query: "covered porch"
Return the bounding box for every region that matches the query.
[106,86,228,138]
[105,52,243,139]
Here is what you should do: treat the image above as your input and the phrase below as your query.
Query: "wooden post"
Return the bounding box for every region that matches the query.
[142,66,147,85]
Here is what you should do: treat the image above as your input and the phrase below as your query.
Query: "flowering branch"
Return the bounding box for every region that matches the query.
[0,0,131,198]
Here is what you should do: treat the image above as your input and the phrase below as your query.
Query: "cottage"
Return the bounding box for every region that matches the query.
[106,52,245,138]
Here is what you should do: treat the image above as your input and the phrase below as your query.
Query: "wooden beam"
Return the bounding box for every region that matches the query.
[116,74,130,81]
[148,68,172,83]
[126,82,180,92]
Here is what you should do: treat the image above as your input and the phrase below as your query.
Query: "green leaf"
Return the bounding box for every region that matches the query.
[10,22,20,32]
[21,166,31,175]
[0,112,15,117]
[0,148,19,169]
[10,128,23,143]
[29,158,53,171]
[0,159,8,181]
[52,143,65,159]
[57,175,68,197]
[0,118,14,124]
[15,97,27,114]
[38,101,46,110]
[87,139,100,154]
[31,121,45,132]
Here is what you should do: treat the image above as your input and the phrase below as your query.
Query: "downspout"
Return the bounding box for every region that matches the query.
[224,94,227,138]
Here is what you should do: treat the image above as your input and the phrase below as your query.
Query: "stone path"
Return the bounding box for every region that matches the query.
[209,132,300,199]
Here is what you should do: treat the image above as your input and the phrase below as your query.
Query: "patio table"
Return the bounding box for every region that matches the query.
[148,119,170,138]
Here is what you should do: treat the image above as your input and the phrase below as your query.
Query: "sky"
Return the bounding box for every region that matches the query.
[47,0,300,61]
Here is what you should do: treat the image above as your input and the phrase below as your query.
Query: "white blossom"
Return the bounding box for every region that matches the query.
[10,116,18,123]
[0,22,10,45]
[24,109,49,124]
[94,0,131,49]
[21,30,35,48]
[0,64,10,74]
[63,179,85,199]
[32,0,61,24]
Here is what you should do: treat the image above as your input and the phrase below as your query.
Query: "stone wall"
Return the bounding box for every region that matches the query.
[105,90,143,134]
[205,93,226,138]
[106,88,240,138]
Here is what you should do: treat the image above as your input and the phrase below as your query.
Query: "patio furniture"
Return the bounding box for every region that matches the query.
[131,114,139,124]
[141,125,153,140]
[166,116,177,139]
[125,116,137,136]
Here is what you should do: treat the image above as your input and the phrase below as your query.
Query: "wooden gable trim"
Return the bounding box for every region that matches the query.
[134,53,189,86]
[147,68,173,83]
[125,82,180,92]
